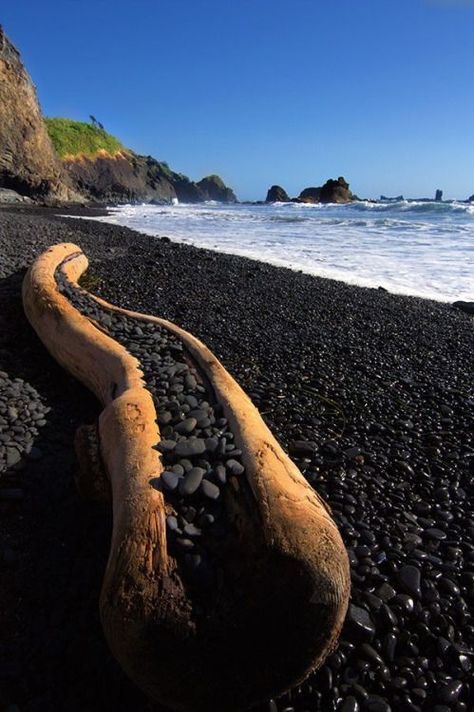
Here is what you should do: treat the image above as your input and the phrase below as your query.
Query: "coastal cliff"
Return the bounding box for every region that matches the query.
[0,28,236,205]
[0,27,72,201]
[46,119,237,205]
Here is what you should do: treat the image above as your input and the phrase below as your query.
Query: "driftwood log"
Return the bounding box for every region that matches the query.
[22,243,350,711]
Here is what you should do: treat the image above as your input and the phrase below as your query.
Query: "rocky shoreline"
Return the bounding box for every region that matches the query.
[1,205,473,711]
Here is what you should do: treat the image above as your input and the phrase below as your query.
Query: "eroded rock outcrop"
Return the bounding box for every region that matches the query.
[298,186,322,204]
[297,177,353,204]
[265,185,290,203]
[63,152,179,204]
[319,176,352,203]
[0,27,71,201]
[62,150,237,205]
[197,174,237,203]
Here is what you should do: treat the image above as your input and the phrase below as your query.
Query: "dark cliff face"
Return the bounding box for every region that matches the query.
[63,152,178,204]
[62,152,237,205]
[0,27,72,200]
[0,26,237,206]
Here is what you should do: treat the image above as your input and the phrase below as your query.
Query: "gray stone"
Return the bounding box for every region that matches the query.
[180,467,205,495]
[226,458,245,475]
[175,417,197,434]
[161,471,180,491]
[201,479,220,500]
[175,438,206,457]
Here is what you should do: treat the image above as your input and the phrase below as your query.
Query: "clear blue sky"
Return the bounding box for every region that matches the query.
[2,0,474,200]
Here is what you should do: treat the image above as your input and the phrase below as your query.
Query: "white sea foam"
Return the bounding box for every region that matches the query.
[88,200,474,302]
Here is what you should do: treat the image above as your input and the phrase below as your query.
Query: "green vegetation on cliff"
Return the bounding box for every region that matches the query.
[45,118,124,158]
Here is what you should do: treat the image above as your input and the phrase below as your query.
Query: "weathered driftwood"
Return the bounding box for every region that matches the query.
[23,243,350,712]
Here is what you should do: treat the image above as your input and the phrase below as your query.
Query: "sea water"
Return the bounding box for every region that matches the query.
[92,200,474,302]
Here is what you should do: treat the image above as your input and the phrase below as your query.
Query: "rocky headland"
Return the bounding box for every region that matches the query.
[0,27,236,206]
[59,143,237,205]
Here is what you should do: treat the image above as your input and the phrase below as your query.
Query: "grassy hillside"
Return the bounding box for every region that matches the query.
[45,118,124,158]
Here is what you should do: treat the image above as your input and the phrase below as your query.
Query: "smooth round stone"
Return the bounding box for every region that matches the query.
[188,408,209,423]
[161,471,181,491]
[226,458,245,475]
[175,417,198,434]
[6,447,21,467]
[183,523,202,537]
[394,594,415,612]
[438,680,463,704]
[171,464,185,476]
[215,465,227,484]
[180,467,205,495]
[376,583,397,602]
[340,696,360,712]
[183,506,197,523]
[178,458,193,472]
[205,437,219,453]
[398,565,422,599]
[157,439,176,453]
[383,633,397,662]
[439,578,461,596]
[185,374,197,389]
[175,439,206,457]
[360,643,384,667]
[166,515,179,531]
[424,528,447,541]
[201,479,220,500]
[346,604,376,642]
[158,411,172,425]
[161,425,174,438]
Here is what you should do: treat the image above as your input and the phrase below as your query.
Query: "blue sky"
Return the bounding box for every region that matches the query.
[3,0,474,200]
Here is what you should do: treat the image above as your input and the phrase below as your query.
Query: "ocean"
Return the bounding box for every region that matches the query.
[91,200,474,303]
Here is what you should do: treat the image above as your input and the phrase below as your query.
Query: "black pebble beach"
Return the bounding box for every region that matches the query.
[1,204,473,712]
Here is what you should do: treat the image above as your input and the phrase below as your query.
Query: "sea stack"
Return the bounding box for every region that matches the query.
[265,185,290,203]
[297,177,353,204]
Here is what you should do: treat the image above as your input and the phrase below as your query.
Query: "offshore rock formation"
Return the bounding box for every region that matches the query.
[264,178,353,204]
[298,186,322,204]
[265,185,290,203]
[0,27,72,201]
[319,177,352,203]
[298,177,353,204]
